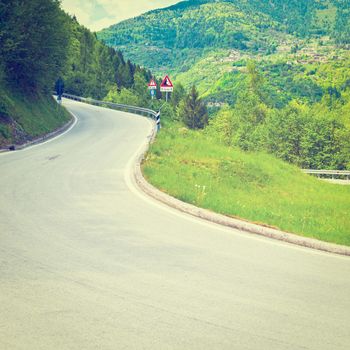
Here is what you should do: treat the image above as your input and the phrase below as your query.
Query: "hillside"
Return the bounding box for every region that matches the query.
[176,39,350,106]
[98,0,349,74]
[0,80,71,148]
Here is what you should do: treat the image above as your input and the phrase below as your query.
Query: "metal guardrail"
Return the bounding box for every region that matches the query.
[302,169,350,180]
[61,93,158,120]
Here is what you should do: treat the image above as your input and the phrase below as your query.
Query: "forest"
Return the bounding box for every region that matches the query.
[0,0,151,98]
[98,0,350,73]
[206,62,350,170]
[63,17,152,100]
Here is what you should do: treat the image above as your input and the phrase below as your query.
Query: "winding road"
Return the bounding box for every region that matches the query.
[0,99,349,350]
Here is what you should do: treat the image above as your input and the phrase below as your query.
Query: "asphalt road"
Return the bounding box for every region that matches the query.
[1,99,349,350]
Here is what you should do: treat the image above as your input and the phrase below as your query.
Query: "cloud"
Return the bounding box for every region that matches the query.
[61,0,180,31]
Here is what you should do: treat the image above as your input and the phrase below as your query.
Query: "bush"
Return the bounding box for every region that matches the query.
[104,87,141,106]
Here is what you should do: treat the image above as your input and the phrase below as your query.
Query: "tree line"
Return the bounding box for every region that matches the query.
[208,62,350,170]
[0,0,151,98]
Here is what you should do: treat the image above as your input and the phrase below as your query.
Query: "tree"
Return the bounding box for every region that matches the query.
[0,0,71,91]
[171,83,186,108]
[133,72,148,104]
[247,60,264,97]
[266,101,309,166]
[334,0,350,45]
[179,86,208,129]
[105,86,140,106]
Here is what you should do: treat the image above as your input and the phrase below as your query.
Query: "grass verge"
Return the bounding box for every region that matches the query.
[0,81,70,147]
[143,121,350,246]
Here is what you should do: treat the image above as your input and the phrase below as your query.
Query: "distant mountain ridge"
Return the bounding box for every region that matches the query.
[97,0,348,73]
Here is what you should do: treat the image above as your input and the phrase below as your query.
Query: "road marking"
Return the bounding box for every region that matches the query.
[0,111,78,156]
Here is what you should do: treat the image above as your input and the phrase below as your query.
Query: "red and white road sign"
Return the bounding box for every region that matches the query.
[148,78,157,90]
[160,75,173,92]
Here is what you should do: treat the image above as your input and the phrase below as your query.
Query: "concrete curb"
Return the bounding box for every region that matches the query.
[0,113,75,154]
[134,126,350,257]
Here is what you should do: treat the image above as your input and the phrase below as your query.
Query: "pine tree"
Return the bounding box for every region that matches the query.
[180,86,208,129]
[171,83,186,108]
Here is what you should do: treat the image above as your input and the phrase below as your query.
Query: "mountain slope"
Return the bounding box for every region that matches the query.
[98,0,347,74]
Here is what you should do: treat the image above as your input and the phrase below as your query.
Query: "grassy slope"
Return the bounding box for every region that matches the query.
[0,81,71,147]
[143,121,350,246]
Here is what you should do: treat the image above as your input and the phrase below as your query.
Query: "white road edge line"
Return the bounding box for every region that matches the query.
[0,111,78,156]
[19,112,78,152]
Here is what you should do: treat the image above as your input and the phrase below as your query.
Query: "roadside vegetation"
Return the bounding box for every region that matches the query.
[99,44,349,246]
[97,0,350,245]
[0,0,70,147]
[143,117,350,247]
[137,64,349,246]
[0,81,70,147]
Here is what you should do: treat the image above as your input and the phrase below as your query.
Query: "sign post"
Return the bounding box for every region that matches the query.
[160,75,173,102]
[147,78,157,100]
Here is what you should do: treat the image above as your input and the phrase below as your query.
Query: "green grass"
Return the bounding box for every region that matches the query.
[0,81,71,146]
[143,121,350,246]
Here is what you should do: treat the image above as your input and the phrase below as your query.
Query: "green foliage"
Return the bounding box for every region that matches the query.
[178,86,208,129]
[105,87,140,106]
[208,92,350,169]
[132,71,150,104]
[0,80,70,146]
[265,102,309,165]
[158,103,177,123]
[0,0,150,100]
[0,0,70,91]
[333,0,350,44]
[98,0,349,74]
[63,18,151,99]
[170,83,186,108]
[143,119,350,246]
[98,0,281,72]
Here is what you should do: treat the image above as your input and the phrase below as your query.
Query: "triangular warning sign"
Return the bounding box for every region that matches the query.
[160,75,173,88]
[148,78,157,89]
[160,75,173,92]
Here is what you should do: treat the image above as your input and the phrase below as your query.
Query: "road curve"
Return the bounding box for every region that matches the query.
[0,99,349,350]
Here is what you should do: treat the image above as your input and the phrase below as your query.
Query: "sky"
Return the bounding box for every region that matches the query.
[61,0,181,31]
